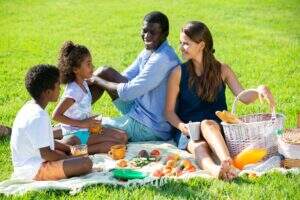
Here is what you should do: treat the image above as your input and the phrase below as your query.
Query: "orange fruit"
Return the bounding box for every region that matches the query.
[152,169,164,177]
[180,159,192,169]
[186,165,196,172]
[116,159,128,168]
[165,153,180,163]
[163,166,172,175]
[166,160,177,168]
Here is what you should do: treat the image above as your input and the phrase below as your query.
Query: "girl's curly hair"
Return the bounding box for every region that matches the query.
[58,41,90,84]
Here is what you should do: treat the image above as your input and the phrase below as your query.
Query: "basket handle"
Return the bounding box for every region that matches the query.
[231,89,276,119]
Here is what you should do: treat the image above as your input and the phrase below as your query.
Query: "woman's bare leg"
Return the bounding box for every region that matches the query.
[187,141,228,179]
[200,120,239,180]
[200,120,231,161]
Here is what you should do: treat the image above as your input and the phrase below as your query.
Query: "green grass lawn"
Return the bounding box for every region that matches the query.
[0,0,299,199]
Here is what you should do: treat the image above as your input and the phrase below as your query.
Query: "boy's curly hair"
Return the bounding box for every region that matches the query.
[25,64,59,101]
[58,41,90,84]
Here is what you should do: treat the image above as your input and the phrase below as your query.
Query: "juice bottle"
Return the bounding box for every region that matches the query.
[233,148,267,170]
[88,114,102,134]
[89,123,102,134]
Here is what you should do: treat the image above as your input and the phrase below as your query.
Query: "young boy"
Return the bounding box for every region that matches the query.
[10,64,92,181]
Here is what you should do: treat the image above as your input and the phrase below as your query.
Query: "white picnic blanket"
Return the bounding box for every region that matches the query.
[0,141,299,196]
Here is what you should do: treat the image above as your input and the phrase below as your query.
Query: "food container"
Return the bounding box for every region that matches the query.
[70,144,88,156]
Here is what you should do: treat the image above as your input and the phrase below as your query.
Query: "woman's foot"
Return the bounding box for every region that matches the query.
[220,159,239,181]
[211,159,239,181]
[210,161,228,180]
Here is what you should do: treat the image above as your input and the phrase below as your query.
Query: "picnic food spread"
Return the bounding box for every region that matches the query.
[110,148,197,180]
[153,154,197,178]
[129,149,161,167]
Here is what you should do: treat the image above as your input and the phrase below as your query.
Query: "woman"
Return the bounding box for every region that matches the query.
[165,21,275,180]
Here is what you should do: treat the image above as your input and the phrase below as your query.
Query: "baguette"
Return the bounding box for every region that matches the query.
[215,110,242,124]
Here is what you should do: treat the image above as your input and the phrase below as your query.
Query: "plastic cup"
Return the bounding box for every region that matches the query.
[188,122,201,141]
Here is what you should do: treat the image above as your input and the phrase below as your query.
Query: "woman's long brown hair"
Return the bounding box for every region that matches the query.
[182,21,222,102]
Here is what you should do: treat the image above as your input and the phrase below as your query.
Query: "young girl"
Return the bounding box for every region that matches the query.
[53,41,127,154]
[165,21,275,180]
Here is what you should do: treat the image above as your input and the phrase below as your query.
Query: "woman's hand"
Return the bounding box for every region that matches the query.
[256,85,275,111]
[178,122,189,136]
[81,116,101,129]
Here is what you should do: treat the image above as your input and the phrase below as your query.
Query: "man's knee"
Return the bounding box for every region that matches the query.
[93,66,115,79]
[120,132,128,143]
[113,129,128,143]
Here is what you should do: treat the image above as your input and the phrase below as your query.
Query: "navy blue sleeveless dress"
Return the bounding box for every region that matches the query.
[174,63,227,149]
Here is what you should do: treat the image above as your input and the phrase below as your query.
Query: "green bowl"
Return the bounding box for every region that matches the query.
[112,169,148,180]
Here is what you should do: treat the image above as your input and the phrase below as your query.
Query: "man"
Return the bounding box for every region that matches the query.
[89,11,180,142]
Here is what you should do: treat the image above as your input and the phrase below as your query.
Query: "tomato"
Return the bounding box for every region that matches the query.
[150,149,161,156]
[152,169,164,177]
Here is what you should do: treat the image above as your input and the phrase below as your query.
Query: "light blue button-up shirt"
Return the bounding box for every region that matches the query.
[117,40,180,140]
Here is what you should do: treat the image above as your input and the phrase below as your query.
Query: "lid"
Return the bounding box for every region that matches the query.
[112,169,148,180]
[282,128,300,144]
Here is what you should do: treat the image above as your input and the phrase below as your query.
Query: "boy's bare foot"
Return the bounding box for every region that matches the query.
[0,125,11,137]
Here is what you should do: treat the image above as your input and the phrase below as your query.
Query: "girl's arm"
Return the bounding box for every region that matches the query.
[222,64,275,108]
[39,146,69,161]
[52,98,100,129]
[54,140,71,155]
[164,66,189,135]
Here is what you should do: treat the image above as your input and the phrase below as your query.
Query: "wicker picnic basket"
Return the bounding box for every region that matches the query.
[221,89,285,158]
[279,128,300,168]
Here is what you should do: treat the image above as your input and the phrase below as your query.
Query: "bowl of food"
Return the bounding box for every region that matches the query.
[70,144,88,156]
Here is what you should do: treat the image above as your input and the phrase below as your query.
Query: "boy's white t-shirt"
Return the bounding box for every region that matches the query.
[10,100,54,180]
[60,81,92,135]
